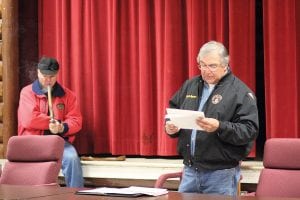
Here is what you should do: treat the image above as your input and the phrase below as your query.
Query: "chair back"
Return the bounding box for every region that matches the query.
[0,135,64,185]
[154,171,182,188]
[256,138,300,197]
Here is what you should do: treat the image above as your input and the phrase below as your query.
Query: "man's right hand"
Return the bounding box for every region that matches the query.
[49,120,64,134]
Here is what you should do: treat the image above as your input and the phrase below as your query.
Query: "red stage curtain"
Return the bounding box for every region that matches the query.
[38,0,256,156]
[263,0,300,139]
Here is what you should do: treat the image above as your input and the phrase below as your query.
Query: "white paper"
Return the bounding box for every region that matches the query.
[127,186,168,196]
[166,108,205,130]
[77,186,168,197]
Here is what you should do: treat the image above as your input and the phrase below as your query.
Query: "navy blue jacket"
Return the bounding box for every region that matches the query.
[168,71,259,170]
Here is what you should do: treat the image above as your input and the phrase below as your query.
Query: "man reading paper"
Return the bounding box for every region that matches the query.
[165,41,259,196]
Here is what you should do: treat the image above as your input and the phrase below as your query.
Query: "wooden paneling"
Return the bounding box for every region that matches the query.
[0,102,3,122]
[0,42,2,60]
[0,0,3,157]
[0,22,2,41]
[0,61,2,81]
[1,0,19,158]
[0,123,2,143]
[0,144,3,158]
[0,81,3,102]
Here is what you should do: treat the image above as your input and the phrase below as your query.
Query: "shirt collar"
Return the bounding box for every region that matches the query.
[32,80,65,97]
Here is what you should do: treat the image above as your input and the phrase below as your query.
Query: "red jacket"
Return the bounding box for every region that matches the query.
[18,80,82,143]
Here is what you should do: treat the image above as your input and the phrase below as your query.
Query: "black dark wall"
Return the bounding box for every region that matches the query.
[255,0,266,159]
[19,0,38,89]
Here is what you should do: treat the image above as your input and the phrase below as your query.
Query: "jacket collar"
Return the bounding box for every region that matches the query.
[32,80,65,97]
[218,68,233,84]
[199,68,233,87]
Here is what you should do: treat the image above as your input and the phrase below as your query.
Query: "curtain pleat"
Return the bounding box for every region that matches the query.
[228,0,256,156]
[263,0,300,139]
[39,0,256,156]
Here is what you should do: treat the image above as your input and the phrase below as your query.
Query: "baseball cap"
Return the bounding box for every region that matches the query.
[37,57,59,75]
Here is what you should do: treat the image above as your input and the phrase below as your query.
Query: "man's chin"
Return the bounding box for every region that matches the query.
[204,79,217,84]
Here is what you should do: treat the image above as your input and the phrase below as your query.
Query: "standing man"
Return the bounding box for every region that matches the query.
[18,57,84,188]
[165,41,259,195]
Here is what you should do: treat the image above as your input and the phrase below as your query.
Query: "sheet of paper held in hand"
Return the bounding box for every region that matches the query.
[165,108,205,130]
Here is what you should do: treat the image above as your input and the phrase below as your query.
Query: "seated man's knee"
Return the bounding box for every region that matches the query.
[63,151,80,162]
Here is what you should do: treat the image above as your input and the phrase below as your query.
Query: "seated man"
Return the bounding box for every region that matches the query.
[17,56,84,188]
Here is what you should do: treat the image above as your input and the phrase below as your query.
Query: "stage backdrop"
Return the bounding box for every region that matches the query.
[263,0,300,139]
[38,0,256,156]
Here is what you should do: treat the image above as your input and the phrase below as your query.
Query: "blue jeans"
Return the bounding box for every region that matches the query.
[178,165,240,195]
[62,141,84,187]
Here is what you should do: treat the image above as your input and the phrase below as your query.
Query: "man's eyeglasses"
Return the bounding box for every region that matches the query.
[198,62,221,71]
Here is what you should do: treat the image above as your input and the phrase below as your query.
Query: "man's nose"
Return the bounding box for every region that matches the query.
[45,80,52,85]
[45,77,52,81]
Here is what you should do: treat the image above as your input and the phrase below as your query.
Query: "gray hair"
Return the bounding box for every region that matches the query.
[196,41,229,66]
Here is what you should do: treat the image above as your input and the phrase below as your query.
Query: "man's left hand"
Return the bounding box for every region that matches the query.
[49,120,64,134]
[196,117,219,133]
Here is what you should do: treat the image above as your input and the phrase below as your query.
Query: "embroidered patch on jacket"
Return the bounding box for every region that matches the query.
[186,94,197,99]
[211,94,222,104]
[56,103,65,110]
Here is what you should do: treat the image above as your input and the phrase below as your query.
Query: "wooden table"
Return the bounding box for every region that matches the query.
[0,184,299,200]
[0,184,75,199]
[35,192,300,200]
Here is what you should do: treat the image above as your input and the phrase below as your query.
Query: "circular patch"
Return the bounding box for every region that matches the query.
[56,103,65,110]
[211,94,222,104]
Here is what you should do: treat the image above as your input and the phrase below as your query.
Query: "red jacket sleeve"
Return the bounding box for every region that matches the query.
[57,87,83,137]
[18,84,51,135]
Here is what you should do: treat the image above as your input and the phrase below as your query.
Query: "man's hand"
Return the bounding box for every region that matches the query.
[196,117,219,133]
[165,121,180,135]
[49,120,64,134]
